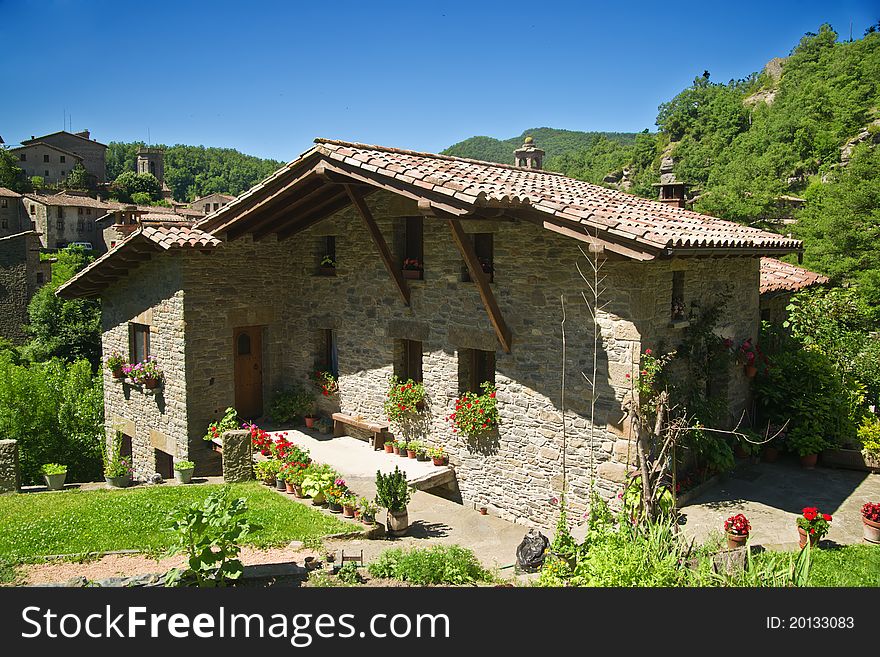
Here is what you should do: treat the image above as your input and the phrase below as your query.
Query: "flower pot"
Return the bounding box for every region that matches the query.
[432,457,447,466]
[416,452,429,462]
[401,269,421,280]
[105,474,131,488]
[112,368,125,379]
[319,266,336,276]
[343,505,356,518]
[361,514,375,525]
[800,453,818,469]
[726,532,748,550]
[479,507,488,515]
[392,445,400,455]
[143,378,160,389]
[285,481,295,494]
[328,501,342,513]
[407,449,416,459]
[304,416,316,429]
[275,478,286,491]
[311,491,326,505]
[175,468,194,484]
[863,517,880,544]
[797,526,819,549]
[744,364,757,378]
[293,484,305,498]
[44,472,67,491]
[762,446,779,463]
[387,509,409,536]
[384,443,394,454]
[398,449,408,458]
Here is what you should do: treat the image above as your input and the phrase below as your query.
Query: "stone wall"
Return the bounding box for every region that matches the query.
[101,254,188,479]
[0,439,20,492]
[0,194,25,238]
[0,231,39,344]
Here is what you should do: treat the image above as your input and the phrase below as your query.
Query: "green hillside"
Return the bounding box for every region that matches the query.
[105,142,283,203]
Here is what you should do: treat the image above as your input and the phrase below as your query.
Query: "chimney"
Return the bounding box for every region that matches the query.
[74,129,90,139]
[513,135,544,170]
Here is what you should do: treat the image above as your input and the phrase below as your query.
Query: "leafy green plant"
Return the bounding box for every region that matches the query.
[367,545,492,585]
[374,467,412,512]
[857,416,880,459]
[622,474,674,523]
[301,464,338,498]
[447,382,499,436]
[105,352,125,373]
[40,463,66,475]
[173,460,195,472]
[203,407,239,442]
[103,432,132,478]
[359,497,377,519]
[270,384,315,424]
[165,489,260,587]
[254,459,281,482]
[336,561,362,584]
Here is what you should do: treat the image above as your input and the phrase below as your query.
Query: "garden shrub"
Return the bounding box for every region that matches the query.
[857,416,880,459]
[269,384,315,424]
[0,354,103,485]
[367,545,492,585]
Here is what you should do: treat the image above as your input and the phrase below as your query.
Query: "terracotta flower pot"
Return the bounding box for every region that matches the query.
[863,517,880,544]
[407,449,416,459]
[726,532,748,550]
[392,445,400,455]
[342,505,356,518]
[797,526,819,549]
[293,484,304,498]
[432,457,447,466]
[384,443,394,454]
[479,507,488,515]
[304,416,316,429]
[762,446,779,463]
[744,364,758,378]
[143,378,160,389]
[112,368,125,379]
[800,453,818,469]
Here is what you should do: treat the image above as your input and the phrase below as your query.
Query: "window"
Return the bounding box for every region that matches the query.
[321,329,338,378]
[395,339,423,383]
[60,155,66,163]
[44,170,49,177]
[402,216,423,276]
[1,217,7,229]
[458,348,495,394]
[57,207,63,218]
[671,271,686,321]
[77,219,84,232]
[43,154,50,163]
[462,233,494,282]
[36,272,44,286]
[318,235,336,274]
[60,171,65,177]
[19,153,26,162]
[237,332,251,355]
[56,219,64,231]
[1,199,6,208]
[204,204,210,212]
[129,323,150,363]
[29,205,35,215]
[78,207,84,215]
[213,203,219,211]
[86,208,91,215]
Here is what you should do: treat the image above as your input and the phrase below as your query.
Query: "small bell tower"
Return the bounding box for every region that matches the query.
[513,135,544,170]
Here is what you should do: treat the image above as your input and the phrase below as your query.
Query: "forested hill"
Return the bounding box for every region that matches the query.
[444,25,880,306]
[443,127,639,165]
[105,143,283,203]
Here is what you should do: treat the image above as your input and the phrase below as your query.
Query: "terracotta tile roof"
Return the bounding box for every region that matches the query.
[24,193,117,209]
[10,141,85,161]
[140,225,220,249]
[760,257,829,295]
[21,130,108,148]
[0,187,21,198]
[312,139,802,254]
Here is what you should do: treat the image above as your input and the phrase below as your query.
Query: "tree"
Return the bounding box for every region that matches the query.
[23,247,101,368]
[0,148,26,192]
[63,162,90,190]
[111,171,162,203]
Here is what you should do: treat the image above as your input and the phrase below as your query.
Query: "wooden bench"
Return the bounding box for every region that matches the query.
[332,413,392,450]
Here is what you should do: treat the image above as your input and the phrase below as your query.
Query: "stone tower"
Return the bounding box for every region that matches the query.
[513,136,544,170]
[136,147,165,186]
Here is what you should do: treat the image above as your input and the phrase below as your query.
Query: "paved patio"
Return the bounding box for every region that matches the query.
[679,459,880,550]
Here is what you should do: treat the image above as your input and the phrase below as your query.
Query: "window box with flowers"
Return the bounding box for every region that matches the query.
[447,382,499,438]
[318,255,336,276]
[796,507,832,549]
[105,352,126,379]
[401,258,423,280]
[312,369,338,397]
[862,502,880,544]
[123,357,164,389]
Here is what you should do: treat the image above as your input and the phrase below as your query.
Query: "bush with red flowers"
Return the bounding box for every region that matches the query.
[244,421,272,456]
[311,369,338,396]
[447,382,499,437]
[724,513,751,536]
[862,502,880,523]
[796,506,833,539]
[383,377,426,423]
[737,338,769,371]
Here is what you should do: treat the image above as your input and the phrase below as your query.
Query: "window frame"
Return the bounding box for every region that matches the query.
[459,347,496,394]
[129,323,151,364]
[395,339,423,383]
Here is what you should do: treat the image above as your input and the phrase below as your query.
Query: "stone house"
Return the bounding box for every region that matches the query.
[192,193,236,215]
[759,257,828,326]
[59,138,802,529]
[23,192,114,249]
[0,187,28,238]
[17,130,107,185]
[0,230,45,343]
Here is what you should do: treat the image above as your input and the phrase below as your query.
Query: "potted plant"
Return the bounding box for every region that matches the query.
[406,440,419,459]
[359,497,377,524]
[416,445,429,462]
[341,494,358,518]
[383,439,395,454]
[311,368,338,397]
[254,459,281,486]
[429,445,447,466]
[401,258,423,280]
[41,463,67,491]
[861,502,880,544]
[723,513,751,549]
[275,469,287,491]
[105,352,126,379]
[285,462,309,497]
[302,464,336,505]
[737,338,766,378]
[375,466,412,536]
[391,439,403,456]
[796,506,832,549]
[124,357,164,389]
[103,433,132,488]
[325,479,348,513]
[174,459,195,484]
[447,382,499,438]
[203,407,239,443]
[319,254,336,276]
[788,430,829,469]
[397,439,409,457]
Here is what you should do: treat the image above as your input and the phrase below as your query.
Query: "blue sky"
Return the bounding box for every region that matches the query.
[1,0,876,161]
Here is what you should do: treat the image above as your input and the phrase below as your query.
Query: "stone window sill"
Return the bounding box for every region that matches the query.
[668,319,690,329]
[115,378,163,395]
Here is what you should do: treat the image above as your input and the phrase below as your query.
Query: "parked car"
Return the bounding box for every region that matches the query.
[68,242,94,250]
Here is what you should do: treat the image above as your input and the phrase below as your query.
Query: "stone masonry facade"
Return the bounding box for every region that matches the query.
[100,190,759,531]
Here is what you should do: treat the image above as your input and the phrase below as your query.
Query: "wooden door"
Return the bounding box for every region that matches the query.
[234,326,263,419]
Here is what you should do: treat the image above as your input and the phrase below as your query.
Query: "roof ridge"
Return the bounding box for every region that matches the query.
[314,137,575,179]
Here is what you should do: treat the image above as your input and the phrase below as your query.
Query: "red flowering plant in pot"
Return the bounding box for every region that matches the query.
[311,368,338,397]
[737,338,767,378]
[244,421,272,456]
[796,507,832,549]
[861,502,880,544]
[723,513,751,549]
[384,376,426,453]
[401,258,423,279]
[447,382,499,438]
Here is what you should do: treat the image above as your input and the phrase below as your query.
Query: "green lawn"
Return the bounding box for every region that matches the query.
[0,482,352,562]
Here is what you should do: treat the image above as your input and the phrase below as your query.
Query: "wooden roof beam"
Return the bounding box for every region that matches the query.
[273,190,365,242]
[254,188,351,241]
[226,178,329,241]
[345,185,410,306]
[447,218,512,353]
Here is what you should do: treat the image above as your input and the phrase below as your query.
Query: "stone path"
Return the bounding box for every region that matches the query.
[679,459,880,550]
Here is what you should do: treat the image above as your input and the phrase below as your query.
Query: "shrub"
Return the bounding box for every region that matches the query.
[40,463,67,475]
[174,460,195,471]
[270,384,314,424]
[336,561,363,585]
[374,467,411,512]
[857,416,880,459]
[367,545,492,585]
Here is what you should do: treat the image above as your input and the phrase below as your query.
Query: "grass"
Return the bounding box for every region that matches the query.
[0,482,352,563]
[804,545,880,586]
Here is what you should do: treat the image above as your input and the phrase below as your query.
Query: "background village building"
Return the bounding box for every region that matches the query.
[60,137,803,530]
[0,187,28,238]
[14,130,107,185]
[759,257,829,325]
[23,192,114,250]
[0,230,47,344]
[192,193,236,215]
